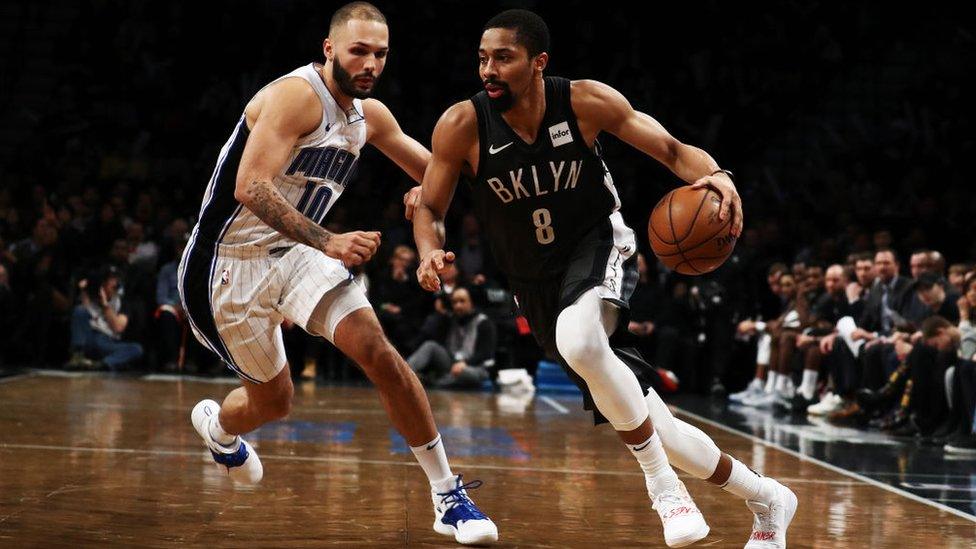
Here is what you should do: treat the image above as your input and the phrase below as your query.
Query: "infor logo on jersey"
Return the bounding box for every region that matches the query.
[549,122,573,148]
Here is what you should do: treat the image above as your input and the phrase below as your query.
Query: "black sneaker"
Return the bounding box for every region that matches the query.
[789,393,817,414]
[944,434,976,455]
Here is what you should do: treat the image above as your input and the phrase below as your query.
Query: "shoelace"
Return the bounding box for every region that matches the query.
[752,500,778,532]
[652,488,694,512]
[436,475,487,520]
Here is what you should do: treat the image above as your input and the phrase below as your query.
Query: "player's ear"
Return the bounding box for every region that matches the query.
[323,37,334,61]
[534,52,549,74]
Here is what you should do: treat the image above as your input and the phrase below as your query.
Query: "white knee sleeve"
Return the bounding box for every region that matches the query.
[756,332,772,366]
[644,389,721,479]
[555,289,648,431]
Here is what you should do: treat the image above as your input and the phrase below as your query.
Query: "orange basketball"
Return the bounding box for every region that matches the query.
[648,186,738,275]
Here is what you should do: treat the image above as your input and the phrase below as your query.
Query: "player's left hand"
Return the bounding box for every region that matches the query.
[691,172,743,237]
[403,186,422,221]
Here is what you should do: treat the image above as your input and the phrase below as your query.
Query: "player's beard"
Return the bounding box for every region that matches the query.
[333,58,377,99]
[484,78,514,112]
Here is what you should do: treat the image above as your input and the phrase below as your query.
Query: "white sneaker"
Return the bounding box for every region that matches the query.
[729,379,764,403]
[651,481,710,548]
[744,478,797,548]
[807,392,843,416]
[432,475,498,545]
[742,391,779,408]
[191,399,263,485]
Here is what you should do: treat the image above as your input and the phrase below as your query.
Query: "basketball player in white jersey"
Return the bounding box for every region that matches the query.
[178,3,496,544]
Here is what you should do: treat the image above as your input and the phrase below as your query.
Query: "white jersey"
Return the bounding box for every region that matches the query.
[189,63,366,252]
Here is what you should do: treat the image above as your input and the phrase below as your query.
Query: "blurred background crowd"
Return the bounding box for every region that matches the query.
[1,2,974,453]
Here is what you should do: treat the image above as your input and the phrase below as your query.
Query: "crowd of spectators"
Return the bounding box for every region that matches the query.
[1,2,974,459]
[727,248,976,456]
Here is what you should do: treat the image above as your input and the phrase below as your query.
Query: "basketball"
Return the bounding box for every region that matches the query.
[648,185,738,275]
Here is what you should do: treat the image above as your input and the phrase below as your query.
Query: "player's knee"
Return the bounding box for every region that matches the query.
[264,390,293,421]
[555,326,605,373]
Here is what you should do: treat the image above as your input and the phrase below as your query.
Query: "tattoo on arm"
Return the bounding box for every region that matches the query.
[245,180,333,250]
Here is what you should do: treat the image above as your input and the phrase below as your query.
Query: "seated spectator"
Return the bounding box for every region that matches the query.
[731,272,800,407]
[948,263,973,294]
[792,264,851,408]
[846,253,876,320]
[66,267,143,370]
[728,263,787,401]
[154,235,187,372]
[370,245,431,353]
[407,287,496,389]
[944,281,976,454]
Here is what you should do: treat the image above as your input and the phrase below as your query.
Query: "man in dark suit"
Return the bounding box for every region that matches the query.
[853,248,914,339]
[825,249,916,424]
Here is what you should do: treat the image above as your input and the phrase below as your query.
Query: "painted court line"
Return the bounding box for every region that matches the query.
[0,442,853,486]
[673,406,976,524]
[539,396,570,414]
[0,373,32,384]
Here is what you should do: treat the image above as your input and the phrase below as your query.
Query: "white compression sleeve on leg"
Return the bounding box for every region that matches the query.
[555,288,649,431]
[644,388,722,479]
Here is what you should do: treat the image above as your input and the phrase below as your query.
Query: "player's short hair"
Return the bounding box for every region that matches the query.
[329,1,386,35]
[483,9,550,57]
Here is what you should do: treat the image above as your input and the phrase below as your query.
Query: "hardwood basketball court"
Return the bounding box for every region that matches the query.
[1,372,973,547]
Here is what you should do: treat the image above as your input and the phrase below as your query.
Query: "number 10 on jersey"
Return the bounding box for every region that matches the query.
[533,208,554,244]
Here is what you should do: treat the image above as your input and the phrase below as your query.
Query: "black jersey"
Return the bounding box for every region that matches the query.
[469,76,621,282]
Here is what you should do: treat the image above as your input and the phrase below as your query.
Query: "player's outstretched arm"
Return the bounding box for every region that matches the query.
[413,102,476,291]
[235,79,379,267]
[571,79,743,236]
[363,99,431,220]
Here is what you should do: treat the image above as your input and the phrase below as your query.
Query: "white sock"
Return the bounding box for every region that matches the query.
[410,434,455,492]
[764,371,779,394]
[722,458,774,503]
[750,377,764,390]
[207,415,238,447]
[799,369,818,400]
[774,373,789,394]
[628,432,680,497]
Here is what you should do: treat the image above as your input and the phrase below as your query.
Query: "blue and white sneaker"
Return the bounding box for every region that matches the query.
[191,399,263,485]
[432,475,498,545]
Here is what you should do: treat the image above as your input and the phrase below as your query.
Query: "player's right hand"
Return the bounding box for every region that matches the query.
[325,231,381,268]
[417,249,455,292]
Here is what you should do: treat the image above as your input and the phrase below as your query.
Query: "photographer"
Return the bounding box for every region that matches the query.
[65,267,143,370]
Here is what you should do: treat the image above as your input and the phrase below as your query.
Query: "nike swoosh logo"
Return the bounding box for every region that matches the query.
[426,438,441,451]
[488,142,514,154]
[632,440,652,452]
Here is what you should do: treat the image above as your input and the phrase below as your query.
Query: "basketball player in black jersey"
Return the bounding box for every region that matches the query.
[413,9,795,548]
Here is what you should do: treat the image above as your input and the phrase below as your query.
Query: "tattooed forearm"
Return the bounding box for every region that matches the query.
[243,180,333,250]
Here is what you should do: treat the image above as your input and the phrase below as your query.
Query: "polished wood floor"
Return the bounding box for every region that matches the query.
[1,372,974,547]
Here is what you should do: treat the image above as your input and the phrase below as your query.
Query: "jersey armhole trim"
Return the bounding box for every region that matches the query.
[471,96,489,180]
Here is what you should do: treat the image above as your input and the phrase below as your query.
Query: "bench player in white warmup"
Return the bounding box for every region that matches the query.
[178,3,496,544]
[413,9,795,548]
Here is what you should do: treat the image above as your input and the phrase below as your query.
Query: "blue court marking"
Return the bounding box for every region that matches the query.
[249,420,356,445]
[389,426,530,461]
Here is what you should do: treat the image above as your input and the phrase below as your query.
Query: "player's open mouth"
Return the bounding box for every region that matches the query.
[485,83,505,98]
[355,77,374,86]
